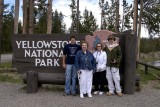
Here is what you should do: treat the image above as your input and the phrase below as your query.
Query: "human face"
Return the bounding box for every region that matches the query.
[70,38,76,44]
[96,44,102,51]
[82,43,88,51]
[108,38,114,44]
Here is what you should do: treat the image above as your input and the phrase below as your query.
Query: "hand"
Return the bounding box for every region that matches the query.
[98,68,102,71]
[77,70,81,79]
[111,59,117,64]
[77,70,81,74]
[93,69,96,74]
[63,63,66,68]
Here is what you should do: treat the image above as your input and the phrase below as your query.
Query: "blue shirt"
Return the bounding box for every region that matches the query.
[75,50,96,71]
[63,44,81,64]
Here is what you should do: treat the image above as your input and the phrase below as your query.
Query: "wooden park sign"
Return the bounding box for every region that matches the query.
[11,30,139,94]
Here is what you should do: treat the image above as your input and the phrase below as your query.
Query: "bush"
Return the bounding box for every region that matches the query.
[140,38,160,53]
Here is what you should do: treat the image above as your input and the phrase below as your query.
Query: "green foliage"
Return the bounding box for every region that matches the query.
[80,8,98,33]
[34,0,66,34]
[34,11,47,33]
[69,0,77,33]
[121,0,132,32]
[100,0,116,31]
[136,66,160,84]
[0,62,12,68]
[140,38,160,53]
[52,10,66,33]
[2,5,14,53]
[0,72,22,83]
[18,21,22,34]
[34,0,47,33]
[142,0,160,37]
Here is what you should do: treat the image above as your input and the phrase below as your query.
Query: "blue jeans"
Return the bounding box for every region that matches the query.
[65,64,77,94]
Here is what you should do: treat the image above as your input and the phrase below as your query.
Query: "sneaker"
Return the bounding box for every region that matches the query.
[117,92,123,97]
[80,93,84,98]
[99,91,103,95]
[88,93,92,98]
[93,91,99,95]
[72,93,76,96]
[106,92,113,96]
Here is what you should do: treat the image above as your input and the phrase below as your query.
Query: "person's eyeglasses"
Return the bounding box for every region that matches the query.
[97,46,101,47]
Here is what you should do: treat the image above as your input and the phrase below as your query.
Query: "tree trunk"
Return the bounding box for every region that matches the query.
[133,0,138,34]
[0,0,3,63]
[23,0,27,34]
[47,0,52,34]
[76,0,79,33]
[29,0,34,34]
[137,0,143,60]
[14,0,19,34]
[115,0,119,34]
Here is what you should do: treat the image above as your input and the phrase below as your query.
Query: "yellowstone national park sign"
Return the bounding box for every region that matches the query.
[11,30,116,73]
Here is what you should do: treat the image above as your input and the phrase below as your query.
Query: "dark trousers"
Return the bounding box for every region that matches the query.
[93,70,107,91]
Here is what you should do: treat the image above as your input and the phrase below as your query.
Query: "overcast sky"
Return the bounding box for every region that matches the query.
[4,0,149,37]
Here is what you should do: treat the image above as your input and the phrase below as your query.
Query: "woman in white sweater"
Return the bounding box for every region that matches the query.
[93,43,107,95]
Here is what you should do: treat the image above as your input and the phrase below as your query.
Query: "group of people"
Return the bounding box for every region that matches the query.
[62,35,122,98]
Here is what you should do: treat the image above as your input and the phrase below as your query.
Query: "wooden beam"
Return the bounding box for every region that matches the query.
[124,31,137,94]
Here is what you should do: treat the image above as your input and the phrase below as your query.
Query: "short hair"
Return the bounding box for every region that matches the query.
[95,43,103,50]
[81,41,89,47]
[108,34,115,41]
[70,36,76,40]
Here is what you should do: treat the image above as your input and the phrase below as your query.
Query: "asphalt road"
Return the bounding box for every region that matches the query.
[0,54,12,63]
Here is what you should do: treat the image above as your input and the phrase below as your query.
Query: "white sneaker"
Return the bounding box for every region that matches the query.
[93,91,99,95]
[80,93,84,98]
[99,91,103,95]
[88,93,92,98]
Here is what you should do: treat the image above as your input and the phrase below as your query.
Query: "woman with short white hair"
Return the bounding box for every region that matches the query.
[75,41,96,98]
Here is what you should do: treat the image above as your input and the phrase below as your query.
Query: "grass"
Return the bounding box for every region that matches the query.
[136,65,160,84]
[0,58,159,91]
[0,62,22,83]
[137,55,160,86]
[0,72,23,83]
[0,62,12,68]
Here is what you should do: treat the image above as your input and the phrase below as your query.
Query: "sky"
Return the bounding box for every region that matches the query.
[4,0,149,37]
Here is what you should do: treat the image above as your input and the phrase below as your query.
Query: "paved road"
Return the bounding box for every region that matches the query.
[0,54,12,63]
[0,81,160,107]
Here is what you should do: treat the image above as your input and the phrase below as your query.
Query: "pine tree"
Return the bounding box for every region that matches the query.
[2,5,14,52]
[69,0,77,33]
[81,8,98,33]
[142,0,160,37]
[121,0,132,32]
[101,0,116,31]
[52,10,66,33]
[34,0,47,34]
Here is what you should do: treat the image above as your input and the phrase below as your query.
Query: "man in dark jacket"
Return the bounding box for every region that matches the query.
[103,34,123,97]
[62,36,81,96]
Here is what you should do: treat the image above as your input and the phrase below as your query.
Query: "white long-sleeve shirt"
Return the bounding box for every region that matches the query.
[93,50,107,72]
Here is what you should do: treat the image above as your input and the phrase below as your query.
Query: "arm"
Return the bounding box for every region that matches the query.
[103,52,107,66]
[75,51,80,71]
[62,46,67,68]
[62,55,66,68]
[91,54,96,73]
[116,45,122,65]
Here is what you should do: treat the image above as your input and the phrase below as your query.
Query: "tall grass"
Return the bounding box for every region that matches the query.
[136,65,160,84]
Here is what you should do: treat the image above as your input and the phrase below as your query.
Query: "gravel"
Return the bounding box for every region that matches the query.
[0,81,160,107]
